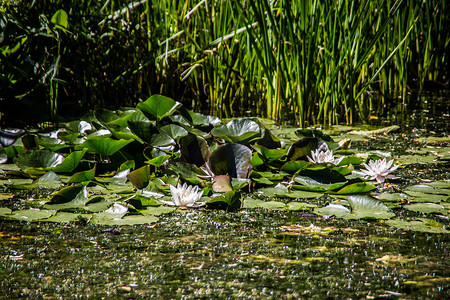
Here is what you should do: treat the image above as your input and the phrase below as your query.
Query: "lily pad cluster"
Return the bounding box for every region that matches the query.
[0,95,448,231]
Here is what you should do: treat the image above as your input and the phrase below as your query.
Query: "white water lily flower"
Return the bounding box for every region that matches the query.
[353,158,399,183]
[307,149,344,165]
[161,183,205,209]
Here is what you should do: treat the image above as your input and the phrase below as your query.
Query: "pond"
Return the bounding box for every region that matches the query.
[0,94,449,298]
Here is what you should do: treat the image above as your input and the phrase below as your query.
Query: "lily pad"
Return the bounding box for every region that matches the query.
[346,195,395,219]
[76,138,133,156]
[386,218,449,233]
[33,171,63,187]
[137,94,181,121]
[179,134,210,167]
[286,137,327,161]
[209,143,252,179]
[128,120,175,147]
[243,198,286,210]
[207,191,241,211]
[44,212,91,223]
[404,203,447,215]
[68,166,96,184]
[211,118,261,143]
[9,208,55,221]
[314,203,351,217]
[14,149,64,170]
[52,149,87,173]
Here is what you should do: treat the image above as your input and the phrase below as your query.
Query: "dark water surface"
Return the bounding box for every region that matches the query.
[1,209,449,299]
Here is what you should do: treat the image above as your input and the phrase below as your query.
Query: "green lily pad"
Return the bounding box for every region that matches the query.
[207,191,241,211]
[45,186,88,210]
[137,94,181,121]
[52,149,87,173]
[141,206,174,216]
[0,207,12,216]
[127,165,152,189]
[211,118,261,143]
[346,195,395,219]
[209,143,252,179]
[404,191,450,203]
[386,218,449,233]
[68,166,96,184]
[280,160,311,174]
[14,149,64,170]
[90,203,129,224]
[168,162,205,184]
[252,144,287,165]
[9,208,55,221]
[286,202,315,211]
[33,171,63,187]
[128,120,175,147]
[76,138,133,156]
[314,203,351,217]
[243,198,286,210]
[44,212,92,223]
[335,182,376,194]
[404,203,447,215]
[160,124,189,141]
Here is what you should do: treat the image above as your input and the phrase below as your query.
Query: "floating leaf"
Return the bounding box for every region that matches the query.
[243,198,286,210]
[280,160,311,174]
[14,149,64,170]
[68,166,96,183]
[90,203,129,224]
[211,118,261,143]
[168,162,205,184]
[252,144,287,165]
[386,218,449,233]
[45,186,89,210]
[209,143,252,178]
[286,202,314,211]
[33,171,63,187]
[335,182,376,194]
[137,94,181,121]
[213,175,233,192]
[9,208,55,221]
[127,165,151,189]
[314,204,351,217]
[346,195,395,219]
[404,203,447,215]
[44,212,90,223]
[146,155,170,167]
[207,191,241,211]
[52,149,87,173]
[128,120,174,147]
[0,207,12,216]
[76,138,132,156]
[160,124,188,141]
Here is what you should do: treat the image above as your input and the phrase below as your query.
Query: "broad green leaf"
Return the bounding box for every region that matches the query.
[99,169,130,185]
[211,118,261,143]
[280,160,311,174]
[44,212,91,223]
[33,171,63,187]
[336,182,376,194]
[386,218,449,233]
[146,155,170,167]
[93,214,159,226]
[9,208,55,221]
[45,186,89,210]
[314,204,351,217]
[76,138,132,156]
[404,203,447,215]
[51,9,68,29]
[14,149,64,170]
[90,203,129,224]
[52,149,87,173]
[160,124,188,141]
[286,202,314,211]
[252,144,287,165]
[207,191,241,211]
[286,190,322,199]
[137,94,181,121]
[209,143,252,178]
[127,165,152,189]
[128,120,174,147]
[0,207,12,216]
[141,206,174,216]
[168,162,205,184]
[243,197,285,210]
[346,195,395,219]
[68,166,96,183]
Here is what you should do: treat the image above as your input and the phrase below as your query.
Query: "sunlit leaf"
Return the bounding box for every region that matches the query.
[52,149,87,173]
[68,166,96,183]
[211,118,261,143]
[404,203,447,215]
[137,94,181,121]
[76,138,132,156]
[207,191,241,211]
[9,208,55,221]
[33,171,63,187]
[127,165,151,189]
[128,120,175,147]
